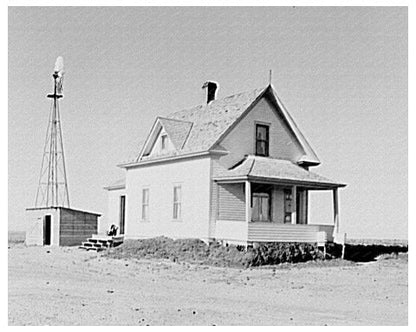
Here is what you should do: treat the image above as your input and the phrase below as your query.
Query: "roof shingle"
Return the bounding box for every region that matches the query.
[166,87,265,153]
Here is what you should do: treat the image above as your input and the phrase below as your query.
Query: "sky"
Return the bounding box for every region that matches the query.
[8,6,407,239]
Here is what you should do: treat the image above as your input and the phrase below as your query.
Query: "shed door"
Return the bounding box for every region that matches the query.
[43,215,51,245]
[119,195,126,235]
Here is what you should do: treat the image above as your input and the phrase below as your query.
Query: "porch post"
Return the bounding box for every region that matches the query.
[245,181,251,223]
[291,185,297,224]
[333,188,339,233]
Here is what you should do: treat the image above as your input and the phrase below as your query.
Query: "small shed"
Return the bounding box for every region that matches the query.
[25,207,101,246]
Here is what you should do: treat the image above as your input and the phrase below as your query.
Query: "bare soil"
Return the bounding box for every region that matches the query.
[8,244,408,325]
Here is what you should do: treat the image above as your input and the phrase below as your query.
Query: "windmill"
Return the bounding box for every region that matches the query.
[35,56,70,208]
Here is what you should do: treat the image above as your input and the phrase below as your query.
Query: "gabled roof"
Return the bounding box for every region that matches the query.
[214,155,346,189]
[269,90,320,165]
[121,85,320,168]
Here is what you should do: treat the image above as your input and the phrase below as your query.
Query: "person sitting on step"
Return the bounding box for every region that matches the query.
[107,224,118,236]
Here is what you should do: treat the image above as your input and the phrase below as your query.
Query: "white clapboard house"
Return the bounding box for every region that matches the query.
[104,83,346,245]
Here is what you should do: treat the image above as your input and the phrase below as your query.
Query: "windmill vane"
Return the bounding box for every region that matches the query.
[54,56,64,73]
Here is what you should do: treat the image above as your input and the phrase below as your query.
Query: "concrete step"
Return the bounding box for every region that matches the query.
[79,234,124,251]
[93,243,108,249]
[98,239,113,246]
[87,246,105,252]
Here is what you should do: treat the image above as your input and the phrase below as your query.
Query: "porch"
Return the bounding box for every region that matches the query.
[212,156,346,245]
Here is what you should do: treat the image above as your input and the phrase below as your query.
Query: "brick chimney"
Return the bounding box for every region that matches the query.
[202,81,218,104]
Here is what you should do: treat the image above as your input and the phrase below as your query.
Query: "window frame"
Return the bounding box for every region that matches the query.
[141,188,150,222]
[255,123,270,157]
[284,188,292,224]
[172,184,182,221]
[161,134,168,150]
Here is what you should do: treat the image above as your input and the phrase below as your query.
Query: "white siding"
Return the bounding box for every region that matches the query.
[125,156,211,240]
[215,219,247,244]
[102,187,126,234]
[218,183,245,221]
[217,97,305,169]
[209,157,221,238]
[248,223,334,243]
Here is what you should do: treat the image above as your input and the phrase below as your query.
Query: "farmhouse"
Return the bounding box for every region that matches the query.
[104,83,346,245]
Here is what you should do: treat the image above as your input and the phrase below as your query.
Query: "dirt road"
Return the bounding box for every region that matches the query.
[8,245,407,325]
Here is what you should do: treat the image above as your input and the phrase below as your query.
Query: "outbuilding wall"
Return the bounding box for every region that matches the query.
[25,207,99,246]
[25,208,60,246]
[59,208,99,246]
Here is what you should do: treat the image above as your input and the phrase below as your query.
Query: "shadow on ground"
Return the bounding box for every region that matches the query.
[343,244,408,262]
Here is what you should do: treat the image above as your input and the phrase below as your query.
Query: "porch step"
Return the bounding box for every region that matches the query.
[78,245,104,251]
[79,234,124,251]
[87,246,105,252]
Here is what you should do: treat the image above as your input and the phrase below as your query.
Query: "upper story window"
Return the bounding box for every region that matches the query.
[255,124,269,156]
[161,134,168,150]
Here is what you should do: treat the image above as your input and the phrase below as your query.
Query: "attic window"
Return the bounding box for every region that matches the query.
[255,124,269,157]
[161,134,167,150]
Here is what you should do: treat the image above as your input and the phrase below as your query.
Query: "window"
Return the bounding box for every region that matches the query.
[173,185,181,220]
[141,188,149,221]
[161,134,167,150]
[255,124,269,156]
[284,189,292,223]
[252,192,270,222]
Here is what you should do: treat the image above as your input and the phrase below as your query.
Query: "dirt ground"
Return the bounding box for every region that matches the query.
[8,244,408,326]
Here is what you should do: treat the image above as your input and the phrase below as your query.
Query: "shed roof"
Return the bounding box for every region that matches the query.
[214,155,346,189]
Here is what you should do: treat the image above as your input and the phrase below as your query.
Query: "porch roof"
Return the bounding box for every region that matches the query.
[213,156,346,189]
[103,177,126,191]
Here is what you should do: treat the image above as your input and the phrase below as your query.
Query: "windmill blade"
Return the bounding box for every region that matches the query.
[54,56,64,73]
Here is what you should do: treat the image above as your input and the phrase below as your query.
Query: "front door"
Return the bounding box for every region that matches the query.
[43,215,51,245]
[119,195,126,235]
[252,192,270,222]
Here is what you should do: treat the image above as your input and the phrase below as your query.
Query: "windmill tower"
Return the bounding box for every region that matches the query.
[35,56,70,208]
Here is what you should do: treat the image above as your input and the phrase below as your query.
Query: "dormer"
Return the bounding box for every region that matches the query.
[138,117,193,161]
